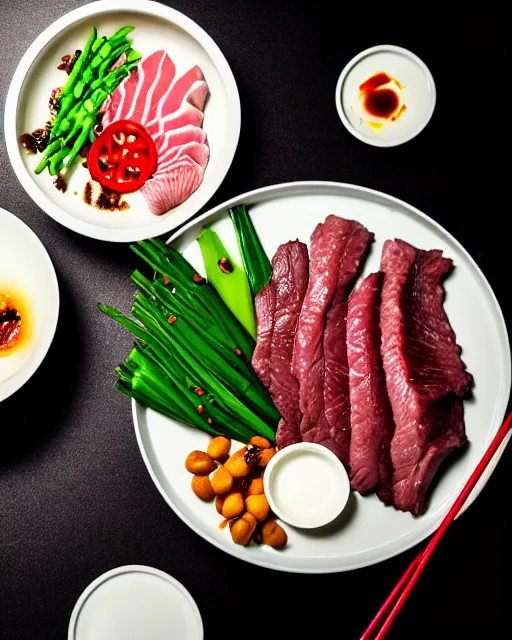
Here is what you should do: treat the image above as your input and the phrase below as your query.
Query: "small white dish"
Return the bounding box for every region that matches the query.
[0,207,59,402]
[4,0,241,242]
[68,565,203,639]
[335,45,436,147]
[263,442,351,529]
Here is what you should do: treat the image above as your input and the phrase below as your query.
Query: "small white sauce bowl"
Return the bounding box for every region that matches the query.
[335,44,436,147]
[264,442,350,529]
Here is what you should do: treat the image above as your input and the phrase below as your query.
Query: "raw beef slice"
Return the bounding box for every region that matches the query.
[293,215,372,464]
[380,239,473,516]
[252,282,276,389]
[323,221,373,465]
[347,272,394,504]
[269,241,309,449]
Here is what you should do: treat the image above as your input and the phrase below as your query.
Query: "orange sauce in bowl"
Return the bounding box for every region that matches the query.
[358,72,406,123]
[0,290,32,356]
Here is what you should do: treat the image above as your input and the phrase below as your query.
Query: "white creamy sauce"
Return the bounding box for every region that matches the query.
[271,450,347,526]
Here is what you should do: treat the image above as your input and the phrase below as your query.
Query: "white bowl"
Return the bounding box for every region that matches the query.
[263,442,351,529]
[4,0,241,242]
[68,565,203,640]
[0,207,59,402]
[335,44,436,147]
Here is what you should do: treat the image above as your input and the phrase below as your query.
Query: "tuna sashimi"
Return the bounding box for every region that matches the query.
[293,215,372,463]
[252,283,276,389]
[102,50,176,129]
[140,157,205,215]
[380,239,473,515]
[269,241,309,450]
[347,272,395,504]
[323,221,373,465]
[101,50,210,215]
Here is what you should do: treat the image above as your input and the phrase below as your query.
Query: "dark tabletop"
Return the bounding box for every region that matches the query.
[0,2,510,638]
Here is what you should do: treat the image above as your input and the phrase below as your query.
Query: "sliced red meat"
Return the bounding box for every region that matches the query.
[323,222,373,464]
[347,272,395,504]
[293,215,372,463]
[252,283,276,388]
[269,242,309,450]
[101,51,210,215]
[275,419,300,450]
[380,239,473,515]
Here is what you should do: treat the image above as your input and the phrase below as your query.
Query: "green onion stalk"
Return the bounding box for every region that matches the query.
[100,239,279,443]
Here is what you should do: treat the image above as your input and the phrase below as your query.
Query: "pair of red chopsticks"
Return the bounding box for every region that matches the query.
[361,410,512,640]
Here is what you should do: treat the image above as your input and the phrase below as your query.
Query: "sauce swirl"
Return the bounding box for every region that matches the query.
[0,291,31,356]
[359,72,406,121]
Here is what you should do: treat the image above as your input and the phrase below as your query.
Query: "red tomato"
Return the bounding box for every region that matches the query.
[88,120,158,193]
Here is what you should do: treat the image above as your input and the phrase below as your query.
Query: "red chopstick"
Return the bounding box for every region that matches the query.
[361,410,512,640]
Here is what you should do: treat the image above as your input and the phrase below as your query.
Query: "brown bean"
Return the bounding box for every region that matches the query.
[229,512,257,546]
[221,492,244,519]
[249,436,271,449]
[207,436,231,460]
[211,466,233,495]
[245,477,264,496]
[215,495,225,515]
[245,494,270,521]
[257,448,276,467]
[262,520,287,549]
[191,475,215,502]
[185,450,216,475]
[224,448,251,477]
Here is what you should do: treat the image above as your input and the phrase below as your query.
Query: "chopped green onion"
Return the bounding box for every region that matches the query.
[99,240,279,443]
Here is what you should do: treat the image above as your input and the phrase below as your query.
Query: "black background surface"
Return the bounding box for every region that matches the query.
[0,2,509,639]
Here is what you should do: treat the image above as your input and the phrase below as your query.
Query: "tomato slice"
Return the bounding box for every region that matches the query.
[88,120,158,193]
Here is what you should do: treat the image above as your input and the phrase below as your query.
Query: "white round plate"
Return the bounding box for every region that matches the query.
[4,0,241,242]
[68,565,203,639]
[0,207,59,402]
[335,45,436,147]
[132,181,510,573]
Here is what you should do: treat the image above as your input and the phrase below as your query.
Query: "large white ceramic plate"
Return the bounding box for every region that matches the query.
[0,207,59,402]
[133,181,510,573]
[4,0,240,242]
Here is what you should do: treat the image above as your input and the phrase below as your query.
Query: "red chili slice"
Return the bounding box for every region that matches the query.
[88,120,158,193]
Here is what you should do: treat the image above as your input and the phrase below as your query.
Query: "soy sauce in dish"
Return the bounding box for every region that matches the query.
[359,72,405,121]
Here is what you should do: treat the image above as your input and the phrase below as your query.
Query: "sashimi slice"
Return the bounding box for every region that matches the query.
[140,52,177,123]
[102,51,176,128]
[145,67,206,129]
[140,156,204,215]
[156,141,210,174]
[149,107,205,148]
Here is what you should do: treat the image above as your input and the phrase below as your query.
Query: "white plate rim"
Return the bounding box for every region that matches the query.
[131,180,511,573]
[3,0,241,242]
[67,564,204,639]
[0,206,60,402]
